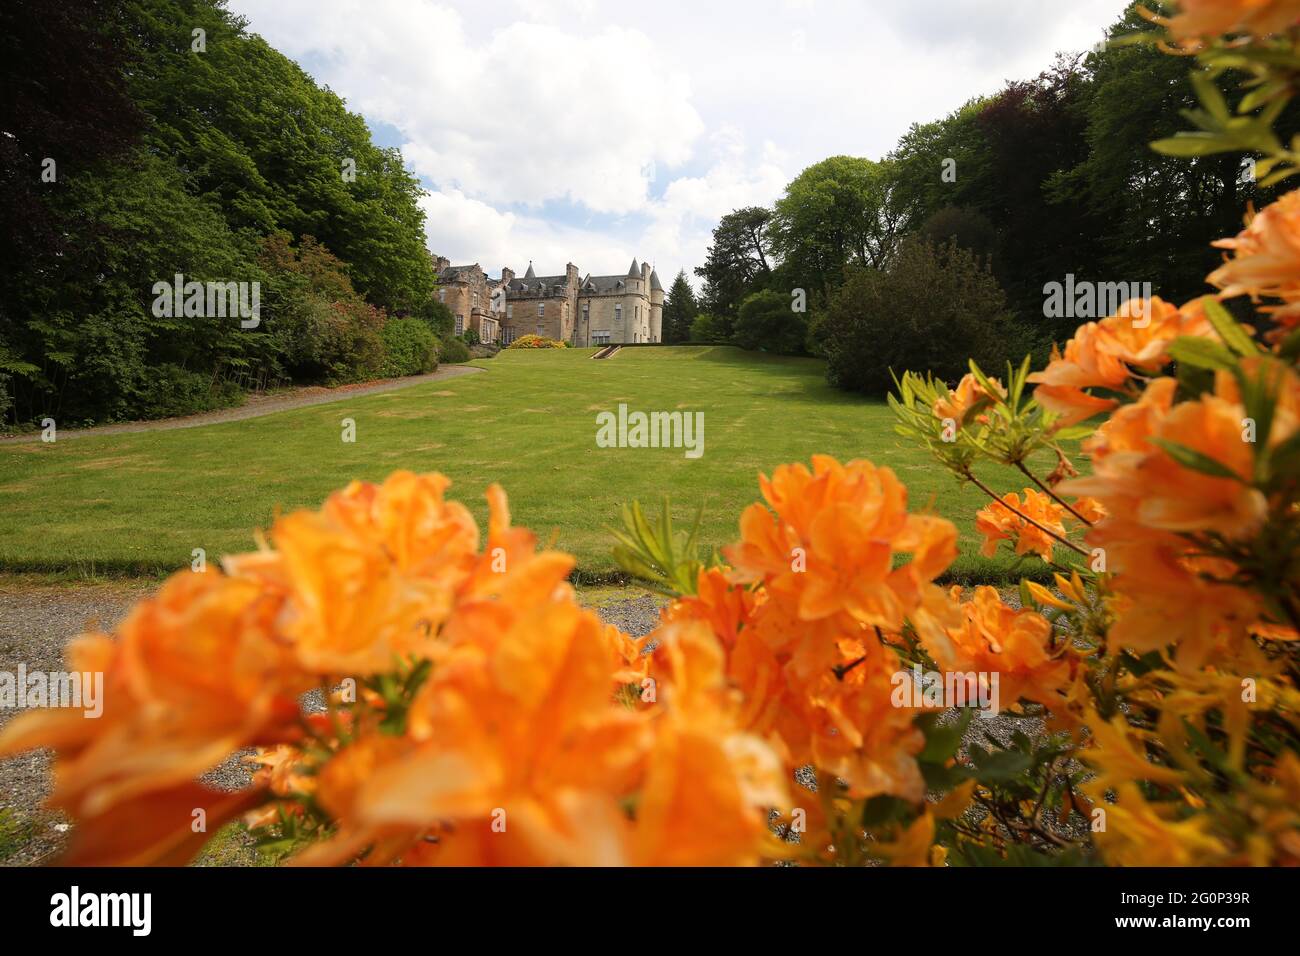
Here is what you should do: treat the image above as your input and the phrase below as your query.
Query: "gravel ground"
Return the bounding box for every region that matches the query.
[0,578,1075,866]
[0,365,484,444]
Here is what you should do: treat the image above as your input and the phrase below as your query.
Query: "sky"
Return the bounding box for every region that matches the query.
[226,0,1128,284]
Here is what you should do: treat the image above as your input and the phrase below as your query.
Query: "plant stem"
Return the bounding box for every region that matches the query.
[966,471,1088,557]
[1015,461,1093,526]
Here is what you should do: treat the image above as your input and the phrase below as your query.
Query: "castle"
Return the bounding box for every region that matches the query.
[432,255,663,347]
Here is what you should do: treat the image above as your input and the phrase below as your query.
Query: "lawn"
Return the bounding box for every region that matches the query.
[0,346,1077,583]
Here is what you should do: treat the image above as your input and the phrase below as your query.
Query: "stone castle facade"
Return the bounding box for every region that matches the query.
[432,255,663,347]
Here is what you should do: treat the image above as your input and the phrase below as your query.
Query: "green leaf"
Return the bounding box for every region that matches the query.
[1168,335,1238,371]
[1150,438,1245,482]
[1201,297,1260,356]
[1150,134,1237,158]
[919,709,973,764]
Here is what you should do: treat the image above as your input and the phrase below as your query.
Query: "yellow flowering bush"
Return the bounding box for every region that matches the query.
[1,4,1298,866]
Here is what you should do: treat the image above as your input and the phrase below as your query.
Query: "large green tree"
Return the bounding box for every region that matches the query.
[694,206,773,319]
[768,156,907,305]
[661,270,699,344]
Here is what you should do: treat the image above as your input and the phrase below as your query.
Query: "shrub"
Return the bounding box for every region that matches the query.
[505,334,567,349]
[437,336,471,364]
[415,299,456,340]
[379,317,438,378]
[821,238,1023,396]
[688,311,731,342]
[126,364,244,420]
[733,289,807,354]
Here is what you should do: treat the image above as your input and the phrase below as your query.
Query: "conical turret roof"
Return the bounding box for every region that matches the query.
[627,259,640,278]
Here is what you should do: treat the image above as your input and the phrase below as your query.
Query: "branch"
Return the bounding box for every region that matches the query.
[966,471,1088,557]
[1016,461,1093,527]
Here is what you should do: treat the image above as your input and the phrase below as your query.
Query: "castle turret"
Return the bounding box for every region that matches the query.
[649,268,664,343]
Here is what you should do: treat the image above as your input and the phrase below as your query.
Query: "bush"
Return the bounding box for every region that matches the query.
[379,317,438,378]
[821,239,1025,396]
[733,290,807,354]
[127,364,244,420]
[689,311,732,342]
[505,334,567,349]
[437,336,471,364]
[415,299,456,340]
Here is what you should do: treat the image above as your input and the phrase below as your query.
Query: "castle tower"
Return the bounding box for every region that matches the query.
[649,267,664,343]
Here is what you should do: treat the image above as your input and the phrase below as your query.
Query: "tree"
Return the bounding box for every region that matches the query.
[694,207,773,319]
[769,156,907,305]
[2,0,441,423]
[689,312,731,343]
[821,239,1028,397]
[733,290,807,355]
[661,270,699,344]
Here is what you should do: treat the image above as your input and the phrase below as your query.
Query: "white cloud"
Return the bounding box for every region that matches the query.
[230,0,703,214]
[229,0,1128,280]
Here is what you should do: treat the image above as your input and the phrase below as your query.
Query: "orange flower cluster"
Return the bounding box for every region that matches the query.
[651,456,989,808]
[940,586,1073,714]
[0,472,784,866]
[1062,363,1300,669]
[973,488,1100,563]
[1158,0,1300,43]
[1211,189,1300,339]
[932,372,1006,427]
[1028,297,1213,427]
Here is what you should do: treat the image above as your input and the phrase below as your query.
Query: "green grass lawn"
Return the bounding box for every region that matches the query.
[0,346,1077,583]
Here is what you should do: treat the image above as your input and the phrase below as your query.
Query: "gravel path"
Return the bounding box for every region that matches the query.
[0,365,485,444]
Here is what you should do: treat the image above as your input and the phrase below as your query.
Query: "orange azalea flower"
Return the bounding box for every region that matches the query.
[1161,0,1300,43]
[937,587,1071,712]
[1070,377,1266,540]
[974,488,1069,562]
[226,470,480,675]
[1070,496,1107,524]
[1061,377,1278,669]
[1028,322,1129,427]
[296,563,784,865]
[724,455,958,636]
[1210,190,1300,338]
[932,372,1005,426]
[0,571,310,863]
[1028,297,1213,426]
[1086,782,1232,866]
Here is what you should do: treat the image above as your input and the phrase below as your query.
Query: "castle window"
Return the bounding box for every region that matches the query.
[536,323,545,336]
[538,303,545,317]
[439,289,446,303]
[507,304,513,318]
[472,292,479,308]
[455,314,464,335]
[615,305,623,323]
